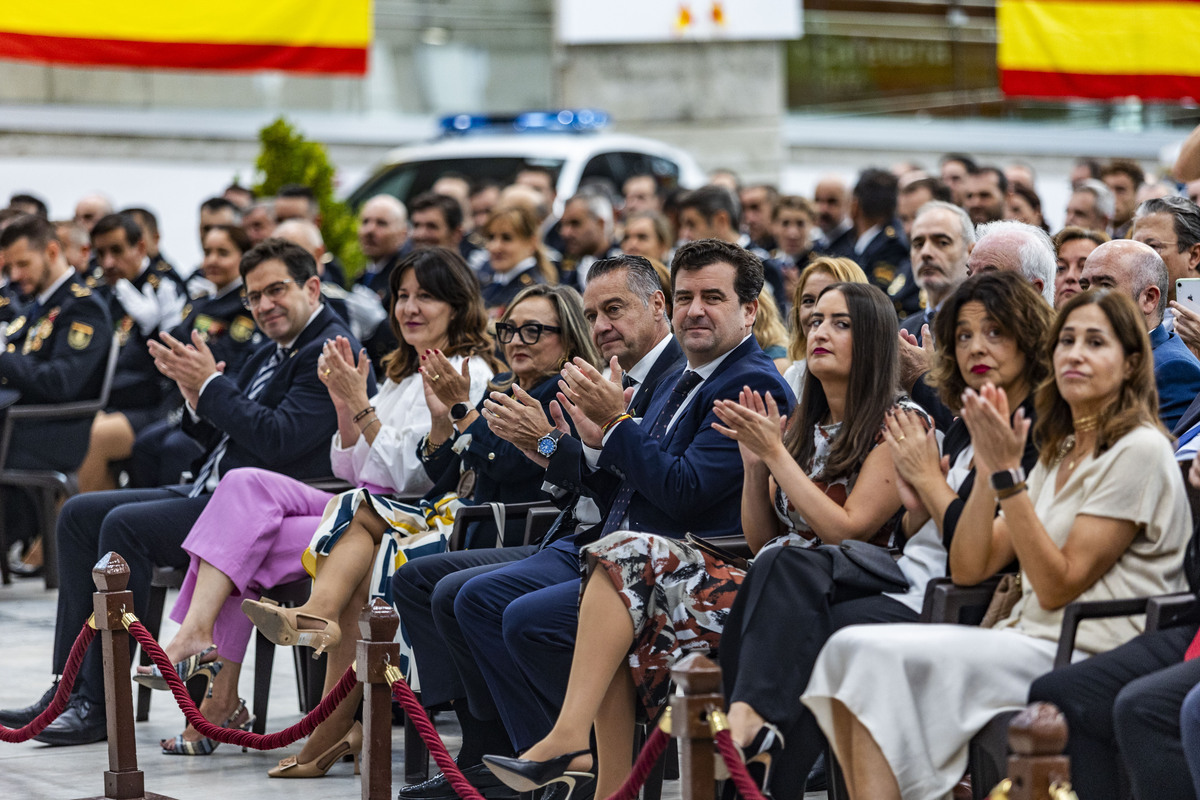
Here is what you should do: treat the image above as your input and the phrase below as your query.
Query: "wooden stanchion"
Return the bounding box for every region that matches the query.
[669,653,723,800]
[991,703,1075,800]
[76,552,176,800]
[356,598,400,800]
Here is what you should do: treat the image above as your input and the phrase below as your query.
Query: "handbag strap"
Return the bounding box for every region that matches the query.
[489,502,506,548]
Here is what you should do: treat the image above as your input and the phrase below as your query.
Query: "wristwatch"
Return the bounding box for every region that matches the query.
[989,466,1027,492]
[536,429,564,458]
[449,402,470,423]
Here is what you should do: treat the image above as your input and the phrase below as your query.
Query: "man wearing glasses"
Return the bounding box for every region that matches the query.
[0,238,370,745]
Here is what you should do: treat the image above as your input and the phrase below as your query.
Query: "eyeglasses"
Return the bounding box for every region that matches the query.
[242,280,296,309]
[494,321,561,345]
[1141,240,1179,255]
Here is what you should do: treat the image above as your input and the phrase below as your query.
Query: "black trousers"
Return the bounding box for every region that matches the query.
[718,545,918,800]
[53,487,209,706]
[1029,623,1200,800]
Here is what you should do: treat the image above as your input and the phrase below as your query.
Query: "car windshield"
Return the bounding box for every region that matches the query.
[348,157,566,208]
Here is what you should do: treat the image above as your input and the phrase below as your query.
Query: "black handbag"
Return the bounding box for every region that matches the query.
[818,539,909,594]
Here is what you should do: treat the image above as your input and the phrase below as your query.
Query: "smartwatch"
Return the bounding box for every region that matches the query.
[989,466,1027,493]
[450,402,470,423]
[536,429,564,458]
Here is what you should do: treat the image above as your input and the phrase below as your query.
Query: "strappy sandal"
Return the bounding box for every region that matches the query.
[241,598,341,658]
[133,645,221,693]
[161,697,253,756]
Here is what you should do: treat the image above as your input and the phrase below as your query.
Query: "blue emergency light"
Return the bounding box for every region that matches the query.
[438,109,610,136]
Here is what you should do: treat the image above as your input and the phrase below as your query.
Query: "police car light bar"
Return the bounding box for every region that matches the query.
[438,109,610,136]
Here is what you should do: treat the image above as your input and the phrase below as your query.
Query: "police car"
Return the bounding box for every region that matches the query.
[346,109,706,215]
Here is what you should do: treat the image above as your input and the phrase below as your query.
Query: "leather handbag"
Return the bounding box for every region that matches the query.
[818,539,909,594]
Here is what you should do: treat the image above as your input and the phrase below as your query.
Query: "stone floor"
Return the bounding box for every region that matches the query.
[0,577,823,800]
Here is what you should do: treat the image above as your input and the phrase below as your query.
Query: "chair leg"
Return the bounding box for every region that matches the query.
[404,690,430,784]
[827,746,848,800]
[253,630,275,736]
[137,584,168,722]
[39,487,60,590]
[643,737,668,800]
[0,494,11,586]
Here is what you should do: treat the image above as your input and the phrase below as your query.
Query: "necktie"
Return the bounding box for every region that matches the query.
[189,347,286,497]
[599,370,703,537]
[621,373,637,391]
[1177,422,1200,453]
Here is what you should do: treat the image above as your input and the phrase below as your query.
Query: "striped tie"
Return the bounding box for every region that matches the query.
[188,347,286,497]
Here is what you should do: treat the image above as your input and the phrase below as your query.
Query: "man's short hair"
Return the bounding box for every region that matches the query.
[1075,179,1116,219]
[567,190,615,233]
[0,213,57,250]
[969,165,1009,195]
[853,169,899,221]
[224,182,256,202]
[680,186,741,227]
[917,200,977,246]
[670,239,764,304]
[1127,244,1169,322]
[1103,159,1146,188]
[515,165,556,188]
[240,237,319,283]
[91,212,143,246]
[409,192,464,231]
[975,220,1056,304]
[1074,158,1103,182]
[901,177,953,203]
[940,153,978,172]
[277,183,319,212]
[121,207,160,238]
[9,193,48,219]
[1135,195,1200,252]
[470,178,504,197]
[586,255,663,306]
[200,196,241,218]
[772,195,816,221]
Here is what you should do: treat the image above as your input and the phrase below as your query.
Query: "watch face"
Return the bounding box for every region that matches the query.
[537,435,557,457]
[451,402,469,421]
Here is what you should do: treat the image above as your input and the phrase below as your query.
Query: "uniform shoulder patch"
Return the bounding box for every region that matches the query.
[70,283,92,298]
[68,322,94,350]
[230,316,255,343]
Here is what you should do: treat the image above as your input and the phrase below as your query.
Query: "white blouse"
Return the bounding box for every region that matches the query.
[328,354,494,496]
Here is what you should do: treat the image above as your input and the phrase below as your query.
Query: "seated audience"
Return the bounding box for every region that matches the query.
[802,289,1190,800]
[1053,226,1108,308]
[1004,182,1049,232]
[766,195,817,305]
[783,257,868,398]
[752,289,790,373]
[477,205,558,317]
[967,219,1057,305]
[619,211,673,264]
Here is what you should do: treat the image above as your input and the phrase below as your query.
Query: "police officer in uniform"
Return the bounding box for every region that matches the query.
[0,215,112,556]
[845,169,922,317]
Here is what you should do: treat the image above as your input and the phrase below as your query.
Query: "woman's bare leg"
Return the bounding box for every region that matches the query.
[830,700,901,800]
[593,663,636,798]
[155,560,235,666]
[77,412,135,494]
[727,701,768,749]
[517,575,635,775]
[294,502,388,624]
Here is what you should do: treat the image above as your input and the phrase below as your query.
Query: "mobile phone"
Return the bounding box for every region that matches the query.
[1178,278,1200,316]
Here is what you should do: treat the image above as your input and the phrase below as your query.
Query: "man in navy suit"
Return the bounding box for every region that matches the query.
[1081,239,1200,431]
[0,239,370,745]
[431,241,792,788]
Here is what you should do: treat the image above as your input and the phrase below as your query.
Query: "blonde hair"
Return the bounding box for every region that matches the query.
[787,257,870,361]
[754,289,788,352]
[483,204,557,283]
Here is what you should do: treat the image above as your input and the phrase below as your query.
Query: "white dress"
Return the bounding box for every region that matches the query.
[802,425,1190,800]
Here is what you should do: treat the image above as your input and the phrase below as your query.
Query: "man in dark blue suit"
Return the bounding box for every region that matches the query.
[1081,239,1200,431]
[431,241,791,790]
[0,239,370,745]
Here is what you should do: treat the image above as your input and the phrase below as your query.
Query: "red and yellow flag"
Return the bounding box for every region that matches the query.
[0,1,371,75]
[999,0,1200,100]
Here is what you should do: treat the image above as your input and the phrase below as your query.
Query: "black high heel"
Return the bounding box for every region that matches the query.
[481,749,594,796]
[739,723,784,795]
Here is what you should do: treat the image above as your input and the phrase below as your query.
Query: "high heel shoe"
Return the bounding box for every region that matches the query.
[482,749,594,796]
[133,645,222,693]
[268,721,362,778]
[241,598,341,658]
[721,723,784,795]
[160,697,252,756]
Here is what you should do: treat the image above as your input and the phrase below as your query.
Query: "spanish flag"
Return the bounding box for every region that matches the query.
[998,0,1200,100]
[0,1,371,75]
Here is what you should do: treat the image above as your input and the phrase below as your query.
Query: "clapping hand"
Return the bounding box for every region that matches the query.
[420,349,473,408]
[556,357,628,429]
[484,384,556,452]
[149,329,222,408]
[882,407,944,515]
[318,336,371,412]
[898,324,934,393]
[711,386,788,466]
[960,384,1028,477]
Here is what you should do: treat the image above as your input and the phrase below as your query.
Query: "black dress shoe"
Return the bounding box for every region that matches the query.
[482,750,595,796]
[397,762,518,800]
[32,696,106,746]
[0,681,58,728]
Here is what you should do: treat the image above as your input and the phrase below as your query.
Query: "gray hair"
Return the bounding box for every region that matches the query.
[274,218,324,252]
[915,200,976,246]
[1136,195,1200,251]
[567,190,615,240]
[586,255,662,305]
[975,219,1057,305]
[1128,244,1170,325]
[1075,178,1116,220]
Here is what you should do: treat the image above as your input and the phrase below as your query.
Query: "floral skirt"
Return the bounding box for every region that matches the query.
[581,531,746,719]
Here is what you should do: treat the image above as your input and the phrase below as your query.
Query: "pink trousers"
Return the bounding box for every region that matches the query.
[169,467,333,662]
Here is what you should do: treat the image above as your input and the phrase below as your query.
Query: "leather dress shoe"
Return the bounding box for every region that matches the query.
[0,681,57,728]
[33,696,106,746]
[540,774,595,800]
[398,762,518,800]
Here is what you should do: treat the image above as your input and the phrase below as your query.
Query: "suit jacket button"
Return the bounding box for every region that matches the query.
[488,452,495,461]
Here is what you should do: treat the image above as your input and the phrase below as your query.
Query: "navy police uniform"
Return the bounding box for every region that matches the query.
[856,221,921,318]
[104,260,188,417]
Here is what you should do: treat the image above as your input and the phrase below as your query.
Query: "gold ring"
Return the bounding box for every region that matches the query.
[896,435,905,442]
[323,369,331,376]
[431,374,440,382]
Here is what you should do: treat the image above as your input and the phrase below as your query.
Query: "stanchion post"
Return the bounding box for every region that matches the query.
[76,552,175,800]
[668,653,723,800]
[356,598,400,800]
[1004,702,1071,800]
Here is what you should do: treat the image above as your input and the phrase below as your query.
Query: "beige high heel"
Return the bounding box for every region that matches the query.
[268,721,362,778]
[241,598,341,658]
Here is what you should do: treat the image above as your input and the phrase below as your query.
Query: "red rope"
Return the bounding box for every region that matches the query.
[129,620,357,750]
[0,622,96,743]
[713,729,770,800]
[390,675,487,800]
[602,725,670,800]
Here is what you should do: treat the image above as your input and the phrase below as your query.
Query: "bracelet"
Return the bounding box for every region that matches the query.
[422,434,451,458]
[995,482,1027,500]
[360,417,382,435]
[353,405,376,423]
[601,413,633,435]
[355,410,377,430]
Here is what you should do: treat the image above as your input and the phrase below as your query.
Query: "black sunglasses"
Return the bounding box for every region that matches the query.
[495,322,562,345]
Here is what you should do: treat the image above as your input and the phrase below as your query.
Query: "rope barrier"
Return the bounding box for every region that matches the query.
[389,671,487,800]
[0,620,96,743]
[712,729,769,800]
[128,620,357,750]
[602,723,671,800]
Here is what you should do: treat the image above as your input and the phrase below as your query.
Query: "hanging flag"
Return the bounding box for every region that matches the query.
[998,0,1200,100]
[0,1,371,75]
